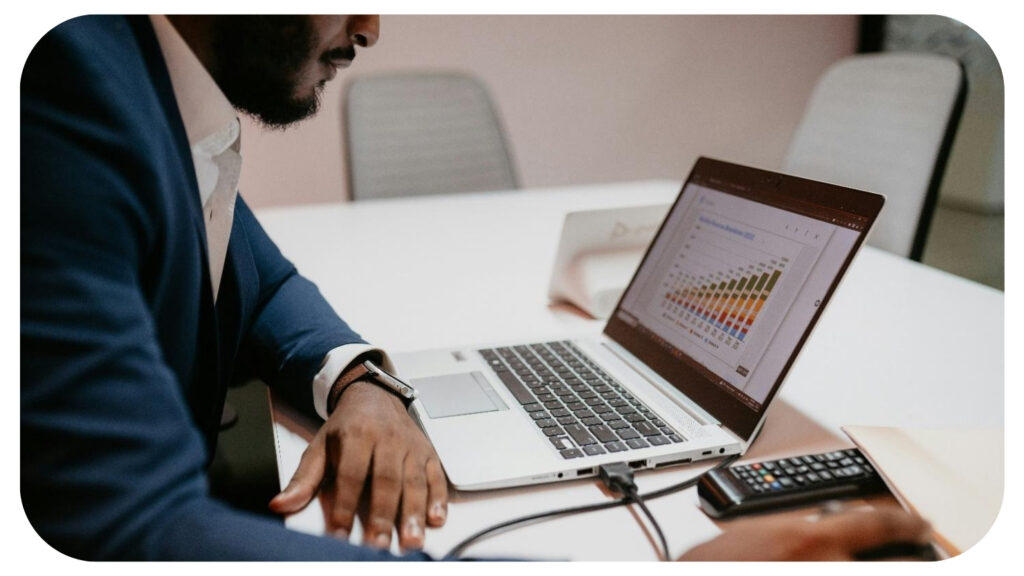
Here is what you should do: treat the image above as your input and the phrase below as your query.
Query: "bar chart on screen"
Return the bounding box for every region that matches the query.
[651,209,804,375]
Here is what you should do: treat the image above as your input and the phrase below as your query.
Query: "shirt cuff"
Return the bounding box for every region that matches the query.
[312,343,395,420]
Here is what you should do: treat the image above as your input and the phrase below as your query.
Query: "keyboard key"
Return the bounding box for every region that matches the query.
[495,371,536,405]
[549,436,572,451]
[647,435,670,446]
[557,416,576,426]
[543,427,565,437]
[582,417,602,427]
[617,428,640,440]
[592,403,614,414]
[550,408,570,418]
[529,411,549,420]
[524,403,545,413]
[535,419,557,428]
[604,441,628,453]
[609,420,631,430]
[583,445,606,456]
[564,424,598,446]
[626,438,649,450]
[633,421,660,437]
[589,425,618,444]
[560,449,583,459]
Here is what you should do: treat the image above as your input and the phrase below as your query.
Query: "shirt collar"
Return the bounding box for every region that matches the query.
[149,15,237,150]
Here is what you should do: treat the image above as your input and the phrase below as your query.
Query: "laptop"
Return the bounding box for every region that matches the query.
[393,157,884,491]
[547,202,670,319]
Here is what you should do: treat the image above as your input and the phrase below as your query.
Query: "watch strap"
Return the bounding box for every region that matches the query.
[326,361,371,415]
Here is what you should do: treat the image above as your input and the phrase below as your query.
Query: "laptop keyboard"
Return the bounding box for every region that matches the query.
[477,341,686,460]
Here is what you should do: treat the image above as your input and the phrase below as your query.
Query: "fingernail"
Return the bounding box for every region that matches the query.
[332,528,349,541]
[373,532,391,549]
[404,517,423,543]
[430,502,447,522]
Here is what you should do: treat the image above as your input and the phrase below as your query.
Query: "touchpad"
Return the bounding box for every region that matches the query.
[412,371,509,419]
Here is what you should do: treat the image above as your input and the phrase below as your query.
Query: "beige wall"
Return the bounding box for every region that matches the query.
[238,15,858,208]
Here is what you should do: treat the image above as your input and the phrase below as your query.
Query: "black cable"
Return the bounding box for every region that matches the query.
[441,497,624,560]
[624,486,670,561]
[441,453,741,560]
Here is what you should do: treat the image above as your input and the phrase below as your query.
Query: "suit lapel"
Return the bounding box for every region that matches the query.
[128,16,224,453]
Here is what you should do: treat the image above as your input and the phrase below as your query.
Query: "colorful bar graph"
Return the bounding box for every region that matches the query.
[660,261,784,347]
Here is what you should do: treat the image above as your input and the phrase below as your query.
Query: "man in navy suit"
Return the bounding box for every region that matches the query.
[21,15,929,561]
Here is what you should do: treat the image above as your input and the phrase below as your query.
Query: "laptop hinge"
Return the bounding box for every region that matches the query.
[601,341,721,427]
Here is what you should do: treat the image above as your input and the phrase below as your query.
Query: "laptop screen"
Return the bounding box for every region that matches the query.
[605,157,882,440]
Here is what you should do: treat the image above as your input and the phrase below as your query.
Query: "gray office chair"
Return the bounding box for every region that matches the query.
[343,71,518,201]
[782,53,967,261]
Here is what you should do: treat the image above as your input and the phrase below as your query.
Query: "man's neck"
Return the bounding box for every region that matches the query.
[165,16,216,74]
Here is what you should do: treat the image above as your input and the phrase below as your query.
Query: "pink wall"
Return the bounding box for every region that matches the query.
[239,15,858,207]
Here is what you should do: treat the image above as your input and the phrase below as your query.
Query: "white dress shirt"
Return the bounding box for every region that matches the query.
[150,16,386,420]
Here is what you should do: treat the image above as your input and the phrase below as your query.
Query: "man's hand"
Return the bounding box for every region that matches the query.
[269,380,448,551]
[679,505,931,561]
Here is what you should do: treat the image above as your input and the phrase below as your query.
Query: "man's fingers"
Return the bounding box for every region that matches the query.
[398,455,429,550]
[325,430,372,540]
[819,506,931,554]
[425,457,448,527]
[365,447,403,549]
[268,434,325,514]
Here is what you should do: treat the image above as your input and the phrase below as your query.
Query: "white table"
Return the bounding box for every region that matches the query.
[257,181,1004,560]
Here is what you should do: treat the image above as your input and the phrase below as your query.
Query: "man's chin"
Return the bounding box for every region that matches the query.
[241,95,321,130]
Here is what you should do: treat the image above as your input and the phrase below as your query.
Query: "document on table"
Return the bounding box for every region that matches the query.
[842,425,1003,557]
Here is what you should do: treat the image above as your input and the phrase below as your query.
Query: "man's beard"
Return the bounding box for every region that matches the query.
[209,16,322,129]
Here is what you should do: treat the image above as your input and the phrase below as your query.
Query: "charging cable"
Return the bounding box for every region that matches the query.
[598,462,670,560]
[442,454,739,560]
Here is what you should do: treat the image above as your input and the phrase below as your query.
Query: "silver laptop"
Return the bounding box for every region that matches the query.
[393,157,884,491]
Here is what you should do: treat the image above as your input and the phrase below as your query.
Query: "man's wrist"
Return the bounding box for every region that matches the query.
[313,345,391,420]
[327,358,417,414]
[326,353,381,414]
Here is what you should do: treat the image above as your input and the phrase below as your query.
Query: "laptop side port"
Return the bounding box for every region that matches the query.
[629,460,646,469]
[654,457,693,469]
[576,467,594,477]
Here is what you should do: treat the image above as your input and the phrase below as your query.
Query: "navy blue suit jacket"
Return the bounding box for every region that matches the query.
[21,16,428,560]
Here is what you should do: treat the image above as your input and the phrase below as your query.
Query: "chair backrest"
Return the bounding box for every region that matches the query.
[343,71,518,201]
[782,53,966,260]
